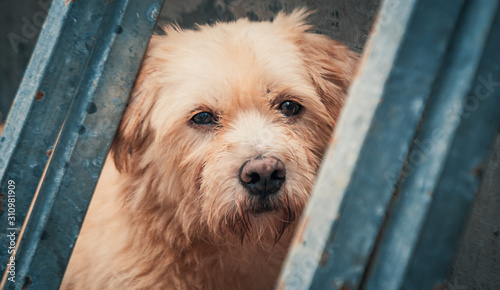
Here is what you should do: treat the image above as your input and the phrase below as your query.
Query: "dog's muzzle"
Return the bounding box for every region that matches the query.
[239,156,286,198]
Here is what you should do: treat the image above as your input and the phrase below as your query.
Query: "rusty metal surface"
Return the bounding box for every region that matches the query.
[0,0,163,289]
[0,0,51,122]
[0,0,106,276]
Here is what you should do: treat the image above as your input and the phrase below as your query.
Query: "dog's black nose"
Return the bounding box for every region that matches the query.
[239,156,286,197]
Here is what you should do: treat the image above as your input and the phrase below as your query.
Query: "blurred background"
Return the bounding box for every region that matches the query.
[0,0,498,288]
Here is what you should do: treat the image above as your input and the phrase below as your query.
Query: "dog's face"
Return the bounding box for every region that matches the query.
[112,10,357,243]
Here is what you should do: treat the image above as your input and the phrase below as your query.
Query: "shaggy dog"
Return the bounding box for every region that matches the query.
[62,9,357,290]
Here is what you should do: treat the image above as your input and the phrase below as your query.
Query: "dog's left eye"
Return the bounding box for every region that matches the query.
[191,112,216,125]
[279,101,302,117]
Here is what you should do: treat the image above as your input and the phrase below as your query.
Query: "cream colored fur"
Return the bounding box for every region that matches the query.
[61,9,357,290]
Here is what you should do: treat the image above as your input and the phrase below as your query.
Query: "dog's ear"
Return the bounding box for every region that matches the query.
[111,38,162,173]
[300,33,359,122]
[275,9,359,122]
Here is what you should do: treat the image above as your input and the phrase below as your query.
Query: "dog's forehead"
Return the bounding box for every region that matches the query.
[162,21,316,106]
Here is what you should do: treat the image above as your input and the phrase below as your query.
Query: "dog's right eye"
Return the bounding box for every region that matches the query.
[191,112,216,125]
[279,100,302,117]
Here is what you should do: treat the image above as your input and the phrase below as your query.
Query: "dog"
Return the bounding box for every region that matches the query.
[61,8,358,289]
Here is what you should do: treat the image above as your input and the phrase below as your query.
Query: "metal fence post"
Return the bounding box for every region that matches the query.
[0,0,164,288]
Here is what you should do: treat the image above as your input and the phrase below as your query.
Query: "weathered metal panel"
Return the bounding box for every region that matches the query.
[449,133,500,288]
[401,5,500,288]
[364,0,500,289]
[1,0,163,289]
[0,0,110,276]
[306,1,464,287]
[0,0,51,122]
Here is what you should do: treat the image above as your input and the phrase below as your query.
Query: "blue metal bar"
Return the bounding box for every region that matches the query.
[276,0,500,289]
[364,0,500,289]
[400,5,500,288]
[0,0,110,275]
[1,0,163,289]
